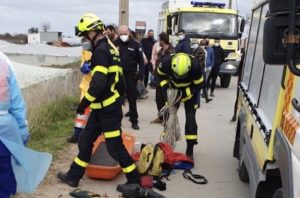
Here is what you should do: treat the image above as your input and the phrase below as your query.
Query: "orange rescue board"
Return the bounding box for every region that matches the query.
[86,132,136,180]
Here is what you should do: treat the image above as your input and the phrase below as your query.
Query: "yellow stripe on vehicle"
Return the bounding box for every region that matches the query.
[185,135,198,140]
[92,65,108,76]
[104,130,121,138]
[85,92,96,102]
[74,157,88,168]
[122,164,136,173]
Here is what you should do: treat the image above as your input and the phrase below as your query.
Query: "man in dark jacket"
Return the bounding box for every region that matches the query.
[207,39,225,97]
[175,29,192,54]
[151,32,175,124]
[141,30,156,87]
[114,25,145,130]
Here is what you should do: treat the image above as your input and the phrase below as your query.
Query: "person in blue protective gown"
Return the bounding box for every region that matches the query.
[0,52,52,198]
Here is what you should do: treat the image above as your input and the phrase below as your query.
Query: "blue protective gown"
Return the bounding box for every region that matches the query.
[0,52,52,197]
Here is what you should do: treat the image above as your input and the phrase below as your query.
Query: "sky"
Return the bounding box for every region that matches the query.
[0,0,253,36]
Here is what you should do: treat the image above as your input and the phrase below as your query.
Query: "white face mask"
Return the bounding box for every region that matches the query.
[214,43,220,47]
[200,45,205,49]
[120,35,129,42]
[178,35,185,41]
[191,43,199,49]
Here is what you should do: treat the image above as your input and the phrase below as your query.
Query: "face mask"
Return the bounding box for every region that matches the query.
[120,35,129,42]
[191,43,199,49]
[82,41,92,51]
[200,45,205,49]
[178,35,185,41]
[214,43,220,47]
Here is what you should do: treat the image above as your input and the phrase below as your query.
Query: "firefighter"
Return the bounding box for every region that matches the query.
[157,53,204,159]
[57,13,140,187]
[67,43,92,143]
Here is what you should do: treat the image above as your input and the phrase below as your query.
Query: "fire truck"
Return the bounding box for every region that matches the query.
[233,0,300,197]
[158,1,245,88]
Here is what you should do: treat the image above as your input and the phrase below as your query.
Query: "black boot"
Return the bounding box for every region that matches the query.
[186,141,197,160]
[57,162,85,187]
[125,169,140,185]
[57,172,79,187]
[67,134,78,143]
[67,127,82,143]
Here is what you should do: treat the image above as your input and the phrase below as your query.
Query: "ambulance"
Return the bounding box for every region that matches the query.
[233,0,300,197]
[158,1,245,88]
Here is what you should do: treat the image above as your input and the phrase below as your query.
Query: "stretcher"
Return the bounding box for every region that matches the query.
[86,132,135,180]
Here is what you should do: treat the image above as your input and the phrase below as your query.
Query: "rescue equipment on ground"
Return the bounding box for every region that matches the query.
[85,132,135,180]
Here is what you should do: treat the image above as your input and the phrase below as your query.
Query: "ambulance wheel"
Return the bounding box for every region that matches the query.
[220,75,231,88]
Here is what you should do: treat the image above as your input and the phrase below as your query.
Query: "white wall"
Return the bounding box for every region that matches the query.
[28,33,40,45]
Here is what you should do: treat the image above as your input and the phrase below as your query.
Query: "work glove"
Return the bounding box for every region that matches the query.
[20,126,30,146]
[80,62,91,74]
[76,97,91,115]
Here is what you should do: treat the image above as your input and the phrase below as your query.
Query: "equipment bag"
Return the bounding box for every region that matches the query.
[137,144,164,177]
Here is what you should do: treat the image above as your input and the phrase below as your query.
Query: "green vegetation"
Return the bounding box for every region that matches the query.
[27,96,77,156]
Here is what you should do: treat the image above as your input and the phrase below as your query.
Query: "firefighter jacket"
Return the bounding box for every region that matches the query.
[157,53,204,103]
[82,37,124,110]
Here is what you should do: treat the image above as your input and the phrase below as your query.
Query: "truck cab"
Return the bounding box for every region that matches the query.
[233,0,300,197]
[158,1,245,88]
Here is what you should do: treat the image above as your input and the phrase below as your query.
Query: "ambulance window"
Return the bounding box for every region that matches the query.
[248,5,268,104]
[258,65,283,128]
[241,7,262,89]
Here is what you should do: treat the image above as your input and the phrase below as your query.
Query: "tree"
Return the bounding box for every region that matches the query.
[41,22,50,32]
[28,27,39,34]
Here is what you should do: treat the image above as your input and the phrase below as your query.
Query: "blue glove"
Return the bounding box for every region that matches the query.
[20,126,30,146]
[80,62,91,74]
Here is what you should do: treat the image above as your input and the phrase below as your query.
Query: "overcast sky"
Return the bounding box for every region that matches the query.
[0,0,253,36]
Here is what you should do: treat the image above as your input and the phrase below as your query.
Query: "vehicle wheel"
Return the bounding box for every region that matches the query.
[239,162,249,182]
[272,188,283,198]
[220,75,231,88]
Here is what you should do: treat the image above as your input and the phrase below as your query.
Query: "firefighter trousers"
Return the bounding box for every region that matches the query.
[178,92,200,143]
[68,102,139,183]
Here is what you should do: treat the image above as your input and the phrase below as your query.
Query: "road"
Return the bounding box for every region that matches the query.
[18,77,250,198]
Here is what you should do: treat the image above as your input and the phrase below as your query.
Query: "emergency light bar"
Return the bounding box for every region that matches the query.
[191,1,226,8]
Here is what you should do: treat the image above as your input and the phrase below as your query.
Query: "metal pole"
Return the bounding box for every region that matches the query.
[228,0,232,9]
[119,0,129,26]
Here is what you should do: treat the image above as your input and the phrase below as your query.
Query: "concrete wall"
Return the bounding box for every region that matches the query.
[40,32,62,43]
[21,70,81,110]
[28,34,41,45]
[5,53,80,67]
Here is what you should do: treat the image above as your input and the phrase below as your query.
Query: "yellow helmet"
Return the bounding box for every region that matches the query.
[171,53,192,78]
[75,13,105,37]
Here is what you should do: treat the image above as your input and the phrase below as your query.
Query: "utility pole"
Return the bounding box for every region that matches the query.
[119,0,129,26]
[228,0,232,9]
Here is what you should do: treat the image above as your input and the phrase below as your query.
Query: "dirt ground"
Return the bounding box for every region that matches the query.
[17,78,250,198]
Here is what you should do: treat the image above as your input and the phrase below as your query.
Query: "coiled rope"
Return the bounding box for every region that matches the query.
[159,88,182,149]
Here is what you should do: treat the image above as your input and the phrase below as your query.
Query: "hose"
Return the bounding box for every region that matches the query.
[159,88,182,149]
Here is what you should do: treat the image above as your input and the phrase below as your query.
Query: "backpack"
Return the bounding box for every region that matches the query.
[137,144,164,177]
